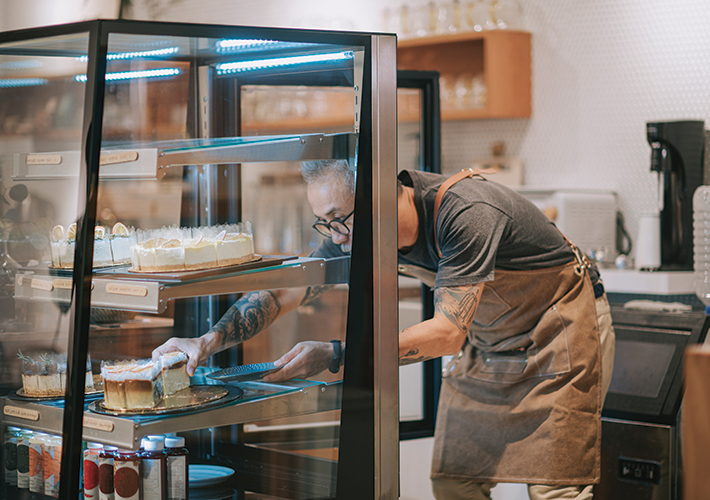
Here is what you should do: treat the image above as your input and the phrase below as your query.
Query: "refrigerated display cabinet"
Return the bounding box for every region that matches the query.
[0,19,397,500]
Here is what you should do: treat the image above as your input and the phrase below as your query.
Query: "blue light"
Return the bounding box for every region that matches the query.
[216,39,278,51]
[0,60,43,70]
[76,47,179,62]
[74,67,181,82]
[0,78,48,88]
[216,51,354,75]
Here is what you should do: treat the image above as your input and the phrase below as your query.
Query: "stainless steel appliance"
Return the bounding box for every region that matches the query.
[595,306,710,500]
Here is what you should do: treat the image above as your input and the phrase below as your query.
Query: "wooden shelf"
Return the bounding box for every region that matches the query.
[398,30,531,120]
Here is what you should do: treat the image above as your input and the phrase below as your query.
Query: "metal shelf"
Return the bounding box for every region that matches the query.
[14,256,350,313]
[12,132,357,180]
[1,380,341,450]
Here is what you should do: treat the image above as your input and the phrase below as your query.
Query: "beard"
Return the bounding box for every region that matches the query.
[340,242,352,254]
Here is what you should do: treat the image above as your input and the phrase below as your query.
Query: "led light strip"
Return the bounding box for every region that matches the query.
[216,39,278,51]
[0,78,48,88]
[0,60,43,70]
[76,47,179,62]
[74,67,180,82]
[216,50,353,75]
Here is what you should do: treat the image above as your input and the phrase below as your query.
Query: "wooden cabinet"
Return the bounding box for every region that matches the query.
[398,30,531,120]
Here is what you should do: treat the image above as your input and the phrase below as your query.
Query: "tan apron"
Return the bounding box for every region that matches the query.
[425,169,602,485]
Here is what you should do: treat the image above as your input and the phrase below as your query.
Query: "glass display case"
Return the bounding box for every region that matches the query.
[0,20,397,500]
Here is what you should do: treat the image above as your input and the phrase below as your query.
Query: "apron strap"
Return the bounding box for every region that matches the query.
[432,169,592,276]
[433,168,497,258]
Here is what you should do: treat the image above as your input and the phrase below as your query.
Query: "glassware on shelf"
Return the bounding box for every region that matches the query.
[463,0,487,32]
[485,0,522,30]
[441,73,487,111]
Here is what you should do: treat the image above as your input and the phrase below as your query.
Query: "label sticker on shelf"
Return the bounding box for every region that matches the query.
[4,406,40,421]
[83,416,114,433]
[31,279,53,291]
[106,283,148,297]
[53,279,73,290]
[100,151,139,166]
[26,154,62,165]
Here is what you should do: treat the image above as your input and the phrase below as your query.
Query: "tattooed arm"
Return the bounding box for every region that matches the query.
[399,284,482,366]
[152,284,333,375]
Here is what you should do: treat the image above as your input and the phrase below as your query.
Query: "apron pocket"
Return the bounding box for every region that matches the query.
[466,305,572,384]
[480,350,527,374]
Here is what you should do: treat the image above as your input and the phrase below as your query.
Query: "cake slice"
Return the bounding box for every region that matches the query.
[101,360,162,410]
[159,351,190,396]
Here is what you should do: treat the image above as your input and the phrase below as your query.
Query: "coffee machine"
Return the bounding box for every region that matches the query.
[646,120,705,271]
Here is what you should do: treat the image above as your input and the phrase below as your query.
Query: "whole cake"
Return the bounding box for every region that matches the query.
[101,351,190,410]
[50,222,134,269]
[130,222,257,273]
[19,351,94,397]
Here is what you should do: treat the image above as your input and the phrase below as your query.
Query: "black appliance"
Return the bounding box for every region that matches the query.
[646,120,705,270]
[595,306,710,500]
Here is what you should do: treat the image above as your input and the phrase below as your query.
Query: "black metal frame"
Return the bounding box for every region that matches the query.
[397,70,443,440]
[0,19,390,500]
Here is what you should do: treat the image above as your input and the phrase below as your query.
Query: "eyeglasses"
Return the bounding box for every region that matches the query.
[312,210,355,238]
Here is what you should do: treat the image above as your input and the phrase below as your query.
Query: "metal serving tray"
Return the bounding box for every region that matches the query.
[13,256,350,313]
[12,132,357,180]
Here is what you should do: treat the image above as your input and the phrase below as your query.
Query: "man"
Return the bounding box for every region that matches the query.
[153,159,355,380]
[155,160,615,500]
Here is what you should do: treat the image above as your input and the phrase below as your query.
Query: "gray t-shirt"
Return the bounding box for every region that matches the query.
[397,170,599,288]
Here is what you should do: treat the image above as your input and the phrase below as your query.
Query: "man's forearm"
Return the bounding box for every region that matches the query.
[210,290,281,350]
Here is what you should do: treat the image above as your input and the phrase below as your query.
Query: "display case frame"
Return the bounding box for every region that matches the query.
[0,19,397,500]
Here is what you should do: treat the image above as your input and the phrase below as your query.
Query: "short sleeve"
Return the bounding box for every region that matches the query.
[435,201,509,288]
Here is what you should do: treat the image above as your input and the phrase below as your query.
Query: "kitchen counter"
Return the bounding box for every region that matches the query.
[599,268,695,295]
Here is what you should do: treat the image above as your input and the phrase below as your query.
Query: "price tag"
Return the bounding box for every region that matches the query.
[53,279,73,290]
[31,279,53,291]
[100,151,139,166]
[83,416,114,433]
[26,154,62,165]
[106,283,148,297]
[4,406,40,421]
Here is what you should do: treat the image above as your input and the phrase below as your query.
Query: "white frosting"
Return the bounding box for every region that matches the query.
[184,240,217,269]
[110,236,132,264]
[101,360,159,382]
[160,351,188,369]
[93,239,113,267]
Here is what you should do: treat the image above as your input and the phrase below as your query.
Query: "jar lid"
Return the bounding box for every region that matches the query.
[144,439,164,452]
[164,436,185,448]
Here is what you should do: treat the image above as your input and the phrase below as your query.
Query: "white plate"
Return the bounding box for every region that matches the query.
[189,464,235,488]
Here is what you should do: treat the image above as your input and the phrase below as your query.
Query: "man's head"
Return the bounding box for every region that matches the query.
[300,160,356,253]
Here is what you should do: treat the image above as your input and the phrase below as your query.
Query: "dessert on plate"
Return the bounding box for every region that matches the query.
[130,222,257,272]
[100,351,190,410]
[19,351,94,397]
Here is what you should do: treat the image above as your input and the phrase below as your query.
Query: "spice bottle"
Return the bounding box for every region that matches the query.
[99,445,119,500]
[164,436,188,500]
[17,429,33,489]
[43,434,62,498]
[114,449,141,500]
[3,426,21,486]
[140,439,167,500]
[29,432,48,493]
[83,442,104,499]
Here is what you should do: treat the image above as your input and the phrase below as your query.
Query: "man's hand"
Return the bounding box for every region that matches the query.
[152,337,208,376]
[262,341,335,382]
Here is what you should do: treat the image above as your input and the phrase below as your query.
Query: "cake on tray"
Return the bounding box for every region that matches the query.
[19,351,94,397]
[50,222,134,269]
[100,351,191,410]
[130,222,257,273]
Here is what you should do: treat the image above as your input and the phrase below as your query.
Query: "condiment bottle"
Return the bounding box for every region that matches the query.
[29,432,48,493]
[140,439,167,500]
[164,436,189,500]
[99,445,119,500]
[3,426,21,486]
[16,429,33,489]
[114,449,141,500]
[43,434,62,498]
[83,442,104,499]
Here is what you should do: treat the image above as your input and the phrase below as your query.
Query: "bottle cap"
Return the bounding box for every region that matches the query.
[87,442,104,449]
[164,436,185,448]
[147,434,165,442]
[144,439,164,452]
